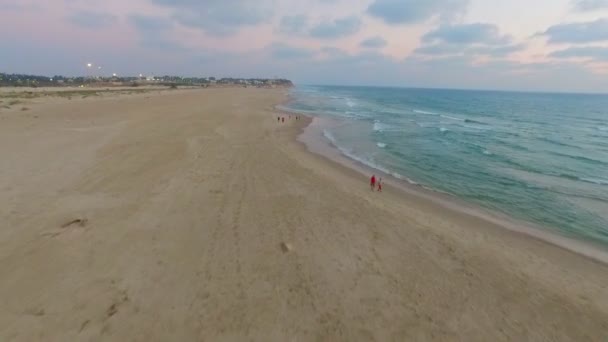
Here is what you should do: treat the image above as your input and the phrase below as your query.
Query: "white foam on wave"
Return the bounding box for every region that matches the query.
[441,114,465,121]
[439,127,449,133]
[391,172,419,185]
[413,109,438,115]
[322,129,338,145]
[340,149,391,175]
[373,121,398,132]
[581,177,608,185]
[346,98,356,108]
[377,142,387,148]
[319,126,425,192]
[598,126,608,131]
[483,150,493,155]
[462,124,490,130]
[373,121,384,132]
[321,128,393,175]
[275,105,320,116]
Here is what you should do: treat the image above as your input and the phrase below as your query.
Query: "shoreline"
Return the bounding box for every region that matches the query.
[291,113,608,265]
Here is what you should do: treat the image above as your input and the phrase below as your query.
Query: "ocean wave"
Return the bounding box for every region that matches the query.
[337,110,370,120]
[320,129,421,187]
[501,159,608,187]
[391,172,419,185]
[275,105,319,116]
[580,177,608,186]
[497,139,530,152]
[280,103,372,121]
[413,109,438,115]
[373,121,399,132]
[322,129,388,174]
[483,150,493,155]
[377,142,387,148]
[336,149,424,188]
[346,98,356,108]
[461,124,490,130]
[540,171,608,186]
[322,129,389,175]
[439,127,449,133]
[538,137,582,149]
[546,151,608,166]
[322,129,338,145]
[340,149,391,175]
[543,186,608,202]
[440,114,464,121]
[597,126,608,131]
[465,118,486,125]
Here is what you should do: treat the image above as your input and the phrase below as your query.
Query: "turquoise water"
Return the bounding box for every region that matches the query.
[283,85,608,246]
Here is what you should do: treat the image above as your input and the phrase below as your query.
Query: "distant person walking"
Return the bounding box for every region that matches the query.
[377,178,382,192]
[370,175,376,191]
[282,117,285,123]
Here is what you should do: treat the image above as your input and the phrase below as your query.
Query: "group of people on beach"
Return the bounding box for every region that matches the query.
[370,174,382,192]
[277,114,300,123]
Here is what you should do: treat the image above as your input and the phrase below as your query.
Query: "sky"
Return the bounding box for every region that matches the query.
[3,0,608,92]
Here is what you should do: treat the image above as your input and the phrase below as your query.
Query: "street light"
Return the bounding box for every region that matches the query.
[85,63,94,82]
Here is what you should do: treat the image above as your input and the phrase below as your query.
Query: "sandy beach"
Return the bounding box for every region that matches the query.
[1,87,607,341]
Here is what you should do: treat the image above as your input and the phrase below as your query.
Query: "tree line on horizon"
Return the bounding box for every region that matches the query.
[0,72,293,88]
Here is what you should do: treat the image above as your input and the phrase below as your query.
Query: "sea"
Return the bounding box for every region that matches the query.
[281,85,608,248]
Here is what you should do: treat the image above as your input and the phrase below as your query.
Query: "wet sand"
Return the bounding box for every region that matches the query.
[1,87,607,341]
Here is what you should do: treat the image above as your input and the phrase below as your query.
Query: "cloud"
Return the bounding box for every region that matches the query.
[415,43,523,57]
[128,15,186,51]
[550,46,608,61]
[289,50,404,85]
[129,15,172,31]
[278,15,308,34]
[422,23,511,45]
[468,44,525,56]
[366,0,469,25]
[67,10,118,29]
[539,18,608,44]
[415,23,522,57]
[0,2,41,11]
[320,46,349,58]
[149,0,274,36]
[326,50,393,66]
[270,43,316,59]
[360,36,388,48]
[309,16,362,38]
[400,55,608,92]
[572,0,608,11]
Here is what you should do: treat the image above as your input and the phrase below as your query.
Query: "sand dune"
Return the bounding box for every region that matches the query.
[1,88,607,341]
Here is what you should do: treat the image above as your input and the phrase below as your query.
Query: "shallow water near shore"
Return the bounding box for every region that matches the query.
[282,85,608,248]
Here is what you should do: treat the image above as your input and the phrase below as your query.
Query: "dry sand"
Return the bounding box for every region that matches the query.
[1,87,607,341]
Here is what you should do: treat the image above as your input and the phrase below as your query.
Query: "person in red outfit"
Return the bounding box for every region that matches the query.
[370,175,376,191]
